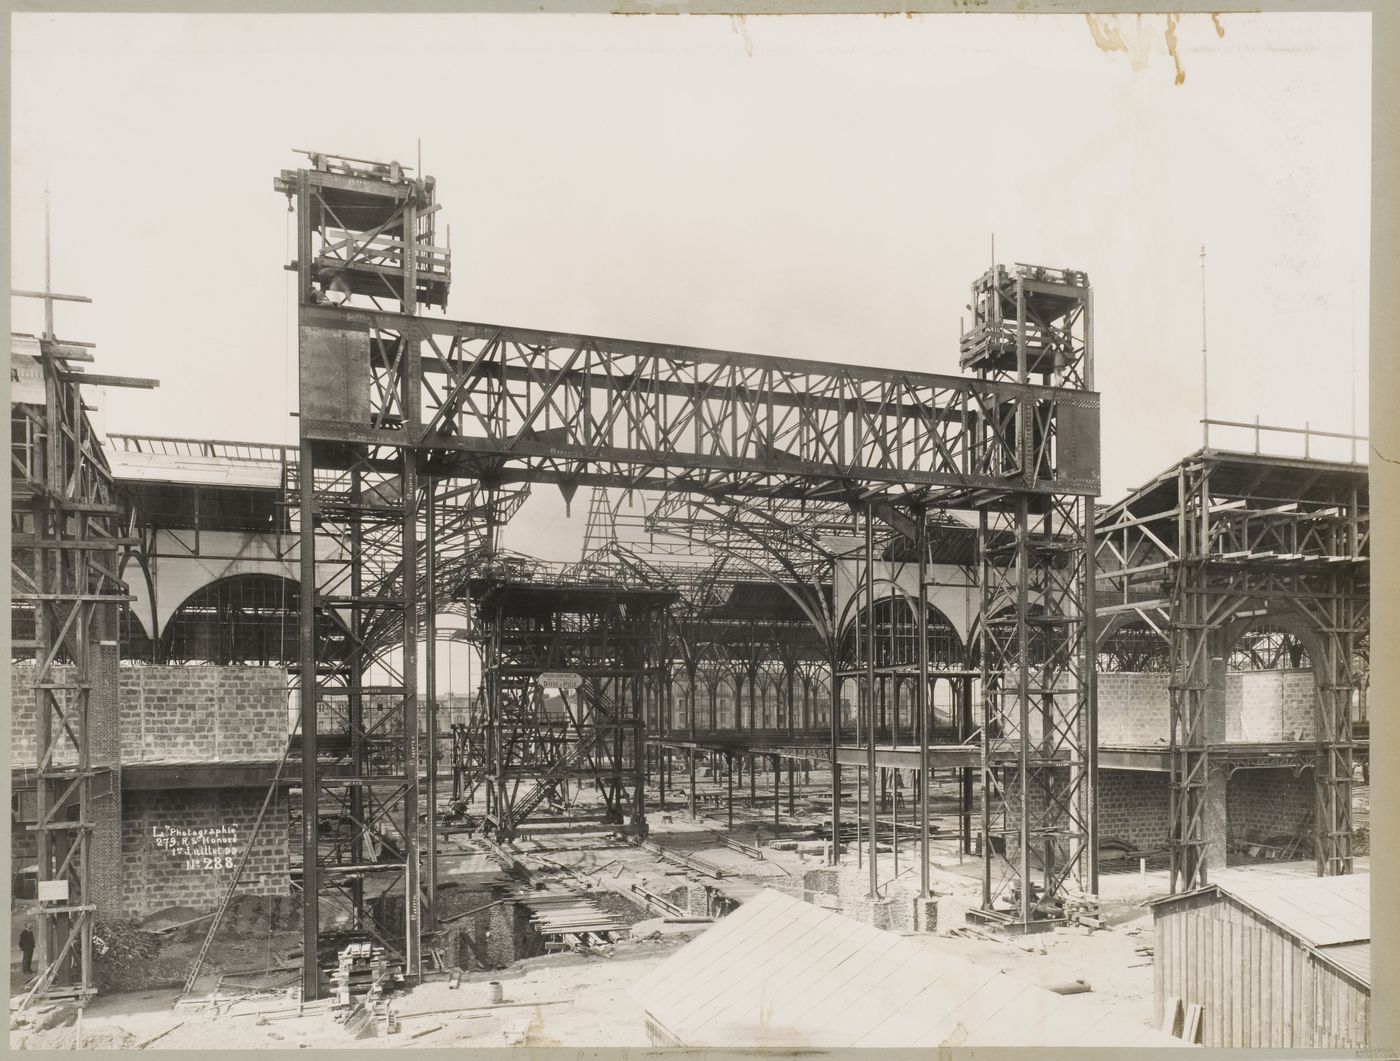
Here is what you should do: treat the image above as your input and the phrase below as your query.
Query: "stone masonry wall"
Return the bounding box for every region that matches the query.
[120,787,290,917]
[10,645,125,918]
[1094,669,1317,747]
[1097,769,1171,851]
[1226,767,1314,845]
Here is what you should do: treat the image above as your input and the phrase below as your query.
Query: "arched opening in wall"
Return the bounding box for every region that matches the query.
[972,602,1057,671]
[159,574,351,666]
[1228,623,1311,671]
[1096,619,1170,673]
[838,596,968,744]
[837,597,964,671]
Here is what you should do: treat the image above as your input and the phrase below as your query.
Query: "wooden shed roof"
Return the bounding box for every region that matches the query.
[1148,871,1371,987]
[1149,872,1369,947]
[629,888,1190,1048]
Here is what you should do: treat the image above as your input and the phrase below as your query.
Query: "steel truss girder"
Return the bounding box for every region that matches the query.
[296,302,1099,504]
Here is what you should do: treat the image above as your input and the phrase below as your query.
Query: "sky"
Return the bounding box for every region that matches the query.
[10,10,1373,574]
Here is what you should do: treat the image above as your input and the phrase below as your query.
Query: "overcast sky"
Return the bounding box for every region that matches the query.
[11,11,1372,569]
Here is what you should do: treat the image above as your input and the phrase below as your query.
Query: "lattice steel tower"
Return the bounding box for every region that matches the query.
[278,151,451,1000]
[960,263,1099,929]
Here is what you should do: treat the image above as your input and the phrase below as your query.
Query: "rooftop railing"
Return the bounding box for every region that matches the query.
[1202,418,1367,465]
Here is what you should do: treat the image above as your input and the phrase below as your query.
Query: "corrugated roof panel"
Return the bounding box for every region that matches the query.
[730,914,868,1040]
[108,450,283,489]
[1321,942,1370,985]
[796,941,929,1044]
[1209,871,1370,947]
[659,893,811,1033]
[630,888,1189,1048]
[729,917,902,1040]
[631,888,780,1003]
[851,962,975,1046]
[696,903,835,1041]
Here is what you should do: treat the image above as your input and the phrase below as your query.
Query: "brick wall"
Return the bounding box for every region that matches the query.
[120,665,288,761]
[1097,769,1171,851]
[1092,669,1319,747]
[11,663,288,766]
[1226,767,1314,845]
[120,787,289,917]
[1098,672,1171,745]
[1279,672,1317,741]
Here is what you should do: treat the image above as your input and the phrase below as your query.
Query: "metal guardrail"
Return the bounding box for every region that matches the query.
[1202,418,1367,464]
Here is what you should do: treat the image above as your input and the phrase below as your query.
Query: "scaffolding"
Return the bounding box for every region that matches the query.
[1094,442,1368,891]
[10,274,155,1003]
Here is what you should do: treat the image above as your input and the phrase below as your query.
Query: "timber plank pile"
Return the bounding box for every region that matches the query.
[516,887,626,944]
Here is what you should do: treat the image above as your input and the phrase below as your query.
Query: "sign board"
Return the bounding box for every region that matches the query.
[152,823,240,872]
[37,879,70,902]
[538,672,583,690]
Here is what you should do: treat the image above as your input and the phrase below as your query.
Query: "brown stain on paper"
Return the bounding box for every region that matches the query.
[1086,12,1224,86]
[1164,12,1185,85]
[519,1004,562,1047]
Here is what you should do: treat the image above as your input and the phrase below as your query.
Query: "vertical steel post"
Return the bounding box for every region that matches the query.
[400,177,423,977]
[830,660,841,865]
[298,438,320,1002]
[425,477,438,929]
[401,453,421,982]
[727,753,734,830]
[1084,498,1099,896]
[348,468,365,924]
[917,508,931,898]
[865,504,878,896]
[773,755,780,829]
[1015,493,1032,926]
[978,508,992,910]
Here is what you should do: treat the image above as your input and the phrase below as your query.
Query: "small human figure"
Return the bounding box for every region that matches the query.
[18,924,35,976]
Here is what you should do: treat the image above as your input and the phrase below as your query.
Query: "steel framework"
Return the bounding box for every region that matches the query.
[961,264,1098,928]
[1094,446,1368,891]
[471,580,673,838]
[281,150,1099,992]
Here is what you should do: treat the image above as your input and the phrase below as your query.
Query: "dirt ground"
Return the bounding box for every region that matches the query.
[9,770,1371,1049]
[10,935,691,1050]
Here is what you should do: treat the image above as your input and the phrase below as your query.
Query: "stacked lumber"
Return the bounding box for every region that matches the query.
[516,888,625,940]
[329,943,404,1018]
